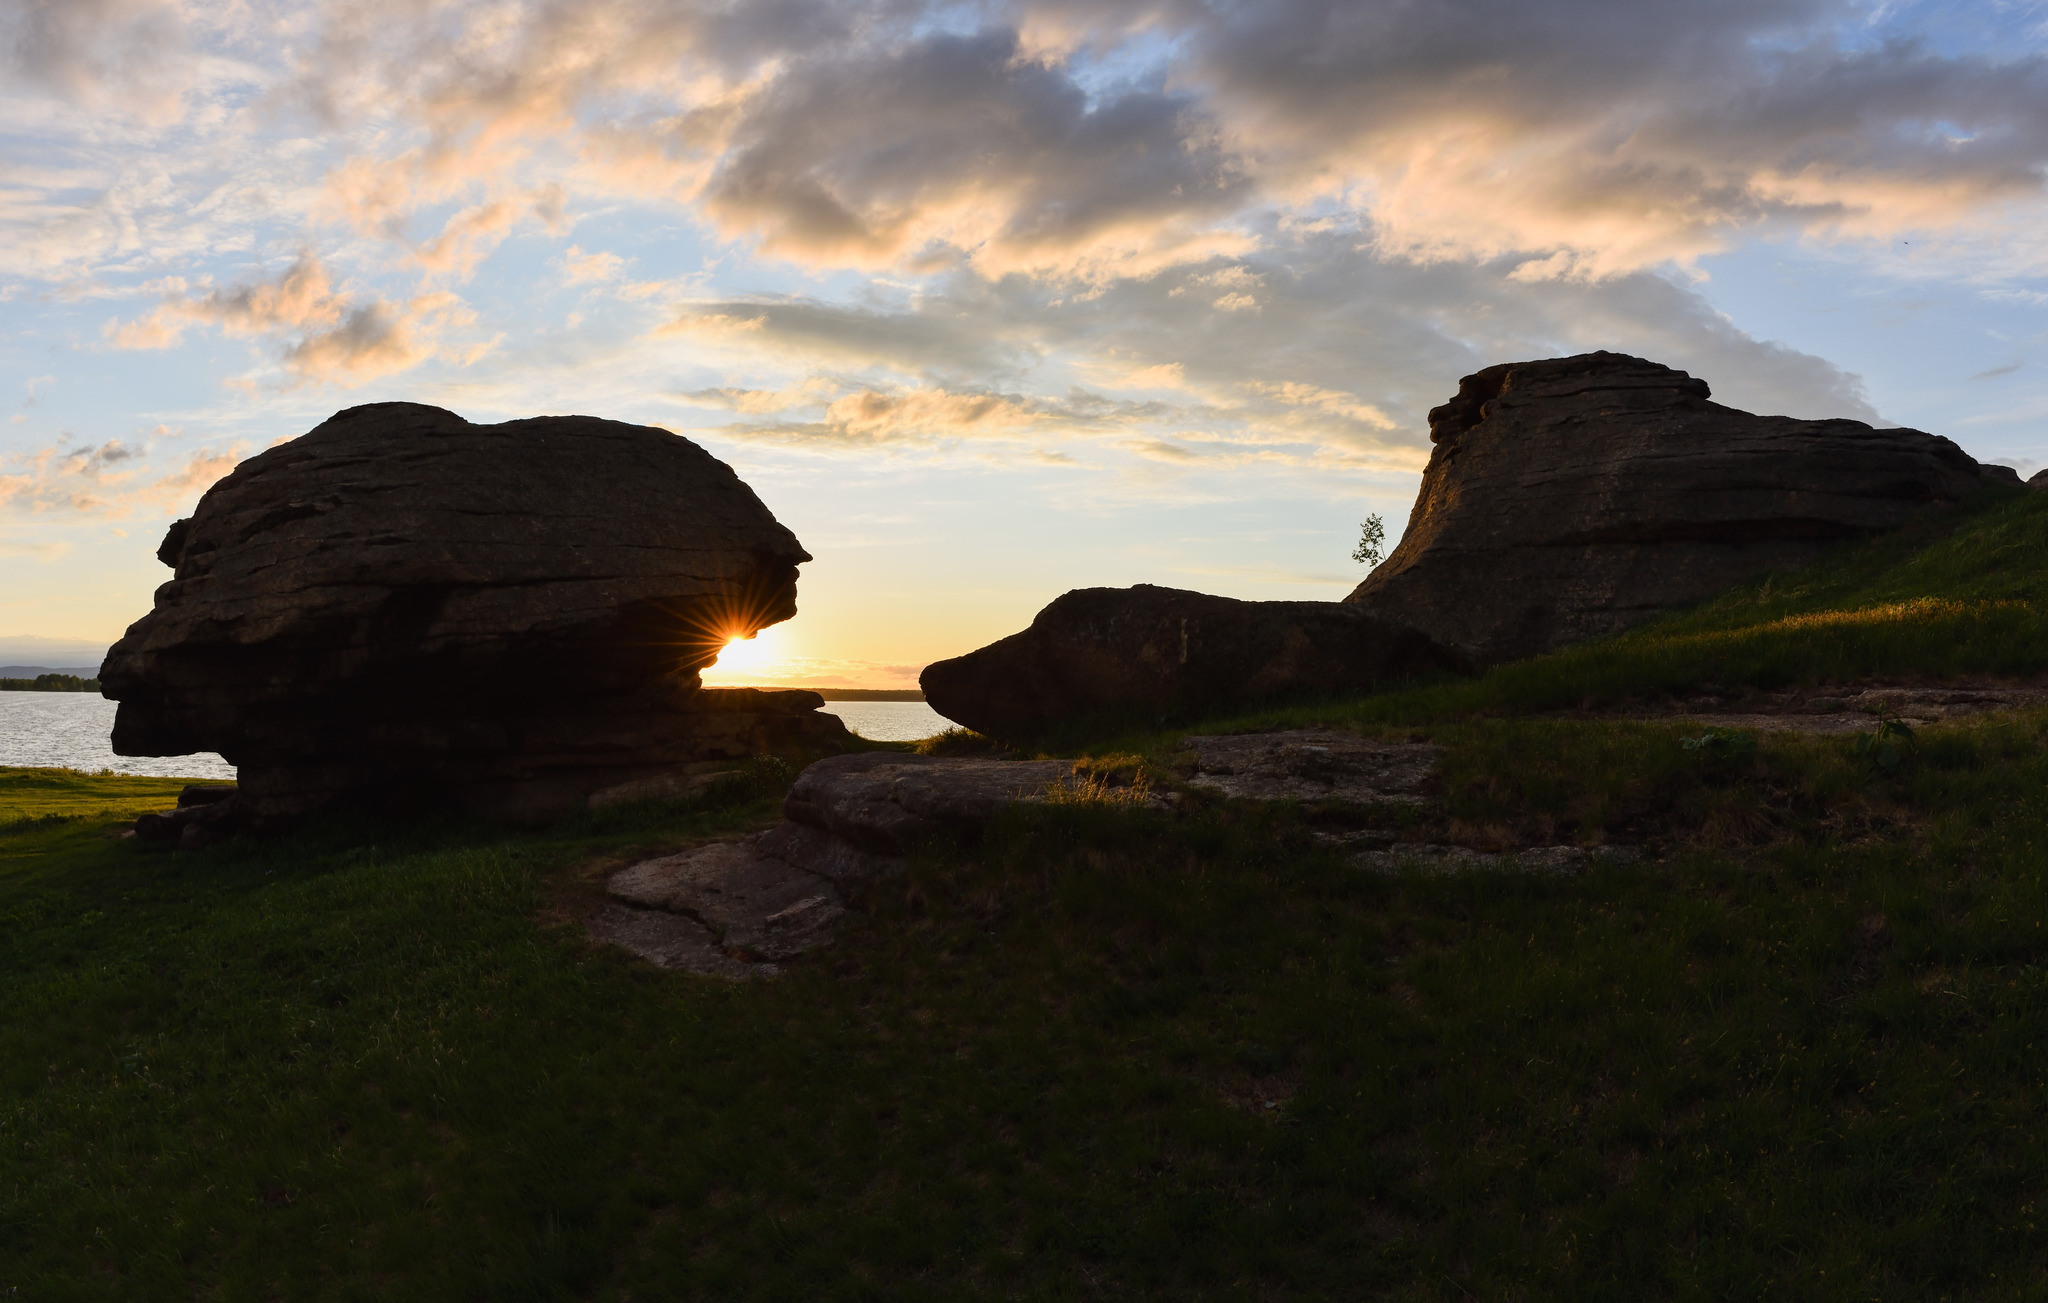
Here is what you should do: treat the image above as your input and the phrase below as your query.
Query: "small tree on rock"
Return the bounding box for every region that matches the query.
[1351,514,1386,569]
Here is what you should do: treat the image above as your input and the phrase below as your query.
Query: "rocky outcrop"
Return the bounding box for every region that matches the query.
[1345,352,2018,665]
[588,731,1480,975]
[102,402,847,828]
[918,353,2019,737]
[919,585,1462,739]
[591,751,1104,976]
[1176,731,1442,804]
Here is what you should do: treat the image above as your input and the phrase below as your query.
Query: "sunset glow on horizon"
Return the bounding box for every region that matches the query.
[6,0,2048,687]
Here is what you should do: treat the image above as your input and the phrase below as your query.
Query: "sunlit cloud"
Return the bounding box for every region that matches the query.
[559,244,626,284]
[0,437,243,518]
[104,250,498,385]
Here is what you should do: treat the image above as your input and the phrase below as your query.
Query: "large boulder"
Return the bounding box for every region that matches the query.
[920,584,1463,738]
[919,351,2019,737]
[1345,352,2018,664]
[101,402,847,826]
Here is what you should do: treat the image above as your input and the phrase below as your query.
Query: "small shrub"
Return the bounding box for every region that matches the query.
[1853,708,1918,773]
[1680,727,1758,765]
[914,728,1015,758]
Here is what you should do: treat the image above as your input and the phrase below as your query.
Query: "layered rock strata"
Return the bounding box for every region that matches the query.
[922,352,2018,738]
[1345,352,2019,664]
[103,402,847,828]
[920,585,1462,739]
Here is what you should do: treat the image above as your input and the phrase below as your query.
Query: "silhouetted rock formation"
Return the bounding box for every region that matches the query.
[1345,351,2018,664]
[922,352,2020,738]
[103,402,846,829]
[920,585,1462,738]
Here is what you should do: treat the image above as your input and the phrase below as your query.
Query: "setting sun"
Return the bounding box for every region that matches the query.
[698,623,786,684]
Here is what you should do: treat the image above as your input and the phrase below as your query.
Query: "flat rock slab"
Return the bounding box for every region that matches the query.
[608,839,849,963]
[585,903,767,980]
[1831,687,2048,717]
[1181,731,1443,805]
[1651,687,2048,736]
[593,752,1106,977]
[785,752,1084,854]
[1357,844,1642,875]
[1670,713,1910,736]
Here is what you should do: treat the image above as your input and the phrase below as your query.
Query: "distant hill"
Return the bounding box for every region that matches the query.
[808,688,926,701]
[0,665,102,678]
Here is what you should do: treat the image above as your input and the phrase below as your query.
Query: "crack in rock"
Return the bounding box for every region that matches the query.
[1181,730,1443,805]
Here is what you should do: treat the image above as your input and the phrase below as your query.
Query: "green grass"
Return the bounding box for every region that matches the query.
[9,494,2048,1298]
[0,766,217,825]
[1365,485,2048,722]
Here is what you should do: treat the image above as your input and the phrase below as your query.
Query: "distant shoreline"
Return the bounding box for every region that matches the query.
[796,688,927,702]
[1,674,100,693]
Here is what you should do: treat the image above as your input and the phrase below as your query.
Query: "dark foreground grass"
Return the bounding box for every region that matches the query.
[13,498,2048,1297]
[9,703,2048,1299]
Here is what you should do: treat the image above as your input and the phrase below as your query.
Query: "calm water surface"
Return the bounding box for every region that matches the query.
[818,700,956,741]
[0,692,235,779]
[0,694,956,776]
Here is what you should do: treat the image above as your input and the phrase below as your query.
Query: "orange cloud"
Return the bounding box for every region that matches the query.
[104,252,494,385]
[0,439,243,518]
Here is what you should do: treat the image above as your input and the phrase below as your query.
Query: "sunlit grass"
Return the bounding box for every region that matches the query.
[0,766,217,826]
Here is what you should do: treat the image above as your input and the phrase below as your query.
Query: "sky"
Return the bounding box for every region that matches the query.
[4,0,2048,688]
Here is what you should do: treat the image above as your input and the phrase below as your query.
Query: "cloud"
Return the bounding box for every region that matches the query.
[715,384,1052,448]
[823,387,1040,441]
[1127,438,1200,462]
[109,250,341,350]
[696,28,1258,280]
[104,251,495,385]
[674,376,839,413]
[663,217,1883,470]
[0,536,72,562]
[0,438,243,517]
[560,244,626,284]
[654,296,1024,375]
[1246,382,1397,430]
[242,0,2048,289]
[0,0,192,123]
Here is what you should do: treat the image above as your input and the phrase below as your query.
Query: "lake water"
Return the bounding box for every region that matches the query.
[0,693,958,777]
[0,692,235,779]
[818,700,957,742]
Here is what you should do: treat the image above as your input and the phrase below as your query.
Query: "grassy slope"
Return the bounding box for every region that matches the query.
[8,493,2048,1298]
[0,768,211,825]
